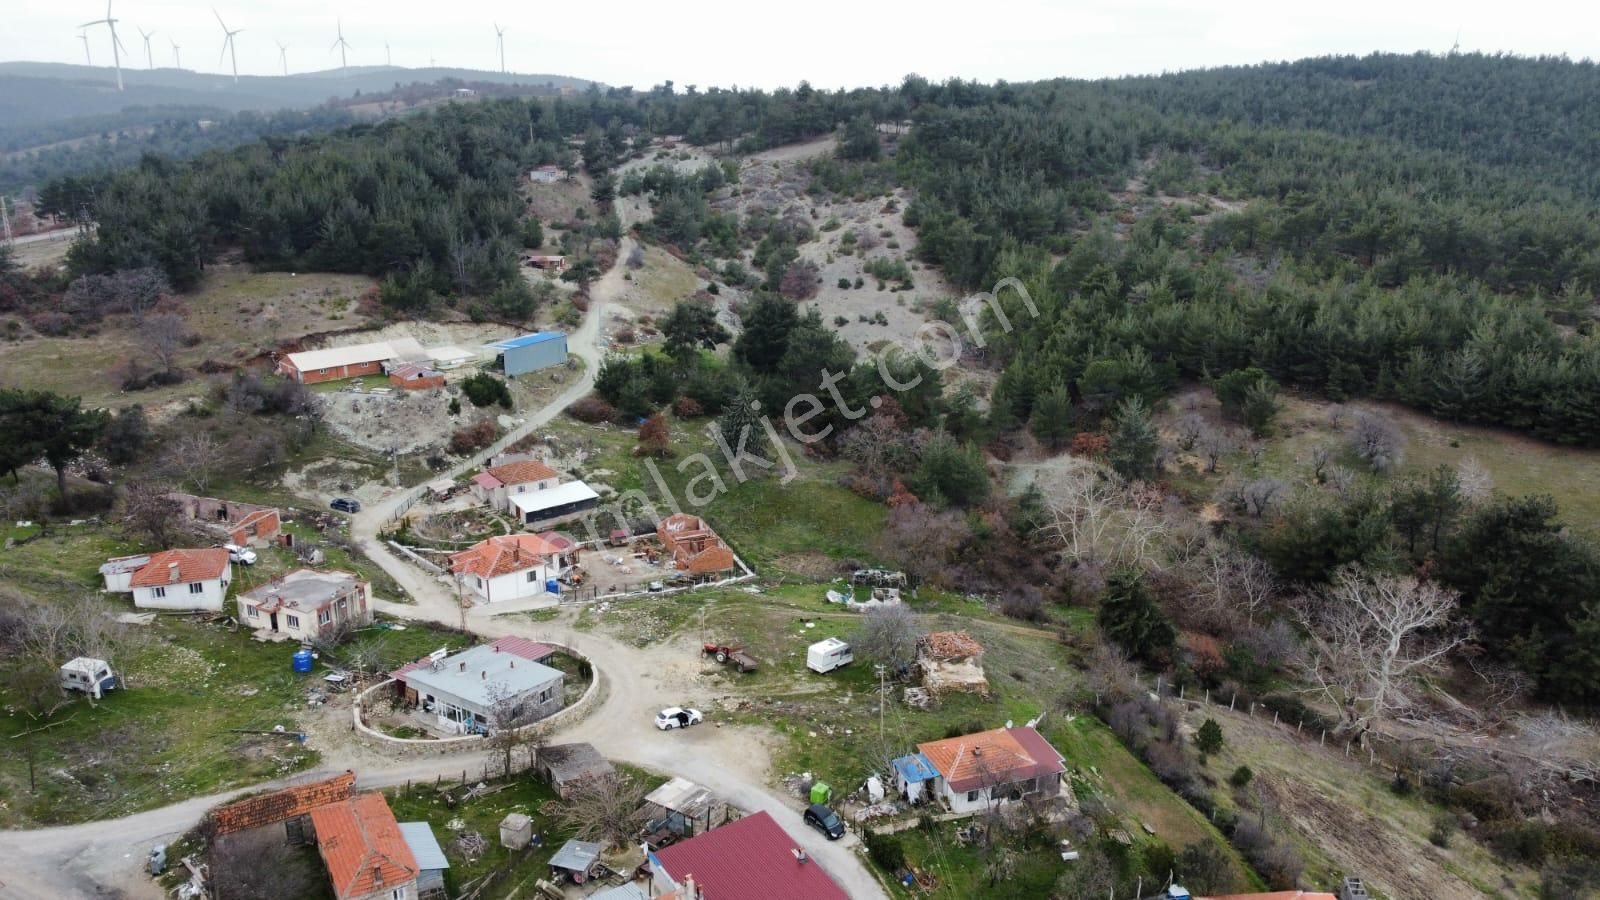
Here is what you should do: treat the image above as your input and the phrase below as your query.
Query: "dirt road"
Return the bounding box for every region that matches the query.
[0,231,889,899]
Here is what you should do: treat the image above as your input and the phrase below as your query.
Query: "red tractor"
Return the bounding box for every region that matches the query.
[702,643,759,673]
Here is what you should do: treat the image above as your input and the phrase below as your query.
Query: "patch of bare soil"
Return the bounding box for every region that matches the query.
[770,551,846,579]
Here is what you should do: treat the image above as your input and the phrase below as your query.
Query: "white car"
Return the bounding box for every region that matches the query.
[655,707,703,730]
[223,543,257,565]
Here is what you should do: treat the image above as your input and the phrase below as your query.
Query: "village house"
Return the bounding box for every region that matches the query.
[450,533,572,604]
[167,492,281,547]
[471,458,561,510]
[309,793,420,900]
[206,771,357,845]
[488,331,569,377]
[390,638,564,735]
[648,810,848,900]
[238,569,373,641]
[106,548,232,613]
[529,164,564,183]
[655,514,738,580]
[901,724,1067,816]
[536,742,616,798]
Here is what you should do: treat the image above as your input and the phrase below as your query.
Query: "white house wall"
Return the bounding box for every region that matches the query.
[132,574,230,612]
[468,566,555,604]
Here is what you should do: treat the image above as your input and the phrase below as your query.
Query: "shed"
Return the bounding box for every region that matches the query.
[510,480,601,525]
[59,656,117,699]
[891,752,938,804]
[491,331,568,377]
[499,812,534,850]
[643,776,728,837]
[398,821,450,900]
[548,838,604,883]
[426,344,478,369]
[537,742,616,797]
[99,554,150,592]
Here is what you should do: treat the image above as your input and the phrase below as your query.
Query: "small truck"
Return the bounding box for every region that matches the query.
[702,642,760,673]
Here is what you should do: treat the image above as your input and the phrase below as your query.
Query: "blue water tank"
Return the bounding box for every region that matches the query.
[292,649,314,673]
[545,579,560,595]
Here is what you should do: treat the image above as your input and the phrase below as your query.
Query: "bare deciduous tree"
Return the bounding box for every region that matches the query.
[1198,425,1236,473]
[140,312,187,373]
[209,826,320,900]
[539,773,648,847]
[1039,463,1168,569]
[851,603,923,671]
[1293,566,1471,736]
[1196,547,1279,628]
[485,681,547,778]
[1349,410,1406,474]
[163,431,219,493]
[1456,456,1494,502]
[1175,414,1205,452]
[1309,445,1332,483]
[122,482,184,549]
[1237,477,1288,518]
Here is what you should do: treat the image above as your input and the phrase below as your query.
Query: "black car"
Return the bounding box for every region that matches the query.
[803,803,845,840]
[329,497,362,513]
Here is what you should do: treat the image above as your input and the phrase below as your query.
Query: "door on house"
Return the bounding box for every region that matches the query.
[270,612,279,632]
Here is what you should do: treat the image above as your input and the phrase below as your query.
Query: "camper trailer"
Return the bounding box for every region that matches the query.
[807,638,854,674]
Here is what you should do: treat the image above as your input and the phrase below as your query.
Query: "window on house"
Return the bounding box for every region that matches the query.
[966,790,980,802]
[285,614,300,629]
[538,687,555,703]
[527,571,537,582]
[517,485,526,493]
[477,577,485,588]
[151,586,166,599]
[188,582,204,595]
[336,598,348,615]
[318,610,332,625]
[247,606,258,618]
[391,888,407,900]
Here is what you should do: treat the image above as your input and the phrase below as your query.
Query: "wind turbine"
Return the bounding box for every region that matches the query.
[331,19,351,69]
[493,23,506,73]
[79,1,127,90]
[137,26,156,70]
[214,9,243,83]
[170,37,181,69]
[78,30,92,66]
[276,40,289,76]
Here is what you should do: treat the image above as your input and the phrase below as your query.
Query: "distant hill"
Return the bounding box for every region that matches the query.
[0,62,594,132]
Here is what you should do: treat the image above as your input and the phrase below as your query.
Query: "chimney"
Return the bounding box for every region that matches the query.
[168,561,180,583]
[510,660,515,668]
[459,661,466,672]
[685,874,697,898]
[792,848,808,864]
[481,670,486,680]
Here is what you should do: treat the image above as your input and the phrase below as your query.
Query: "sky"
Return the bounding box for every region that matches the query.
[8,0,1599,89]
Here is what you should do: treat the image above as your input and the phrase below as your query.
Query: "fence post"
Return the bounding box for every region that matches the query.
[1249,702,1255,717]
[1297,720,1303,735]
[1320,730,1326,747]
[1229,694,1236,712]
[1272,710,1279,726]
[1205,689,1210,706]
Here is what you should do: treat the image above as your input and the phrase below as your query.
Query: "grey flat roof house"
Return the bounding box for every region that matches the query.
[399,643,564,735]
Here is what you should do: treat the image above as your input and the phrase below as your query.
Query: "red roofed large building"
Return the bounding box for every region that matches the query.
[914,724,1067,815]
[656,514,738,580]
[310,793,419,900]
[649,810,848,900]
[449,533,573,604]
[119,548,232,613]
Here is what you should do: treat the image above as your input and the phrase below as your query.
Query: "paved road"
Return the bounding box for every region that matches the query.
[0,236,889,900]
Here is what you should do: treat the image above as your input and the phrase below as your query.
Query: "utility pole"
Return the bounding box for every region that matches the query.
[875,664,887,744]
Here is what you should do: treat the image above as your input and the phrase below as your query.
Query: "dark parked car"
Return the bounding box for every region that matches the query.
[803,803,845,840]
[329,497,362,513]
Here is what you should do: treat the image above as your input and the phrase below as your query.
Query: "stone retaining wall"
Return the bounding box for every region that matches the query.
[350,640,604,755]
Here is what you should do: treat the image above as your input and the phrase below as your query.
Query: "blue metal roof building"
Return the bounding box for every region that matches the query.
[489,331,568,377]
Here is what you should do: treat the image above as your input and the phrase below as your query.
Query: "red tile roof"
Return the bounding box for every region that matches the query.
[208,772,357,836]
[917,725,1065,794]
[310,793,419,900]
[490,636,556,662]
[652,811,847,900]
[449,533,562,579]
[485,459,559,486]
[128,548,230,589]
[471,472,502,489]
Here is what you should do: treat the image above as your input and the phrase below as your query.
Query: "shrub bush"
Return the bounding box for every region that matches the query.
[449,421,498,455]
[567,395,618,424]
[863,830,905,873]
